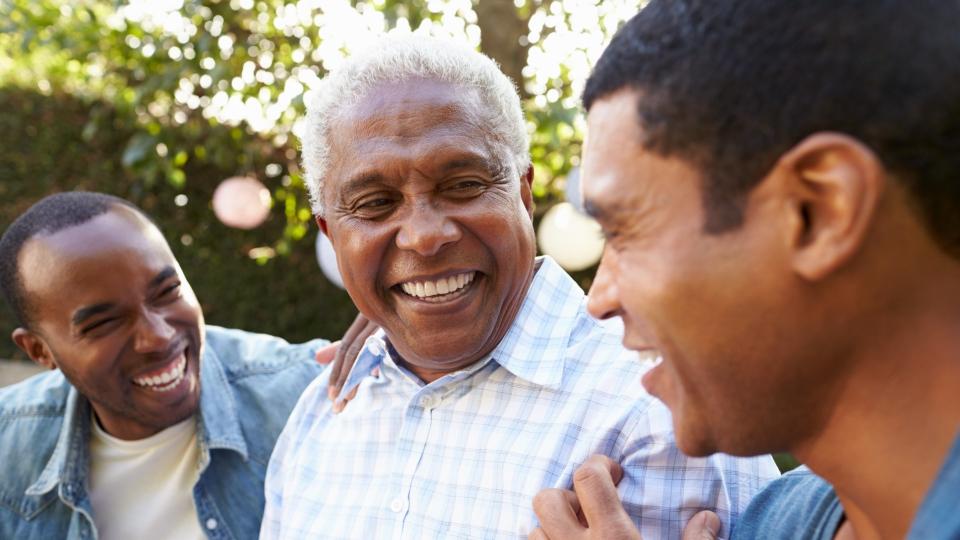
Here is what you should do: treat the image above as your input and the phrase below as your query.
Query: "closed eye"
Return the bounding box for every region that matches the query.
[156,281,182,304]
[359,198,394,209]
[82,317,119,335]
[443,179,486,198]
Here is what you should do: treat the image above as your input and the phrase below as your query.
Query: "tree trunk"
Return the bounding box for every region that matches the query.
[475,0,530,99]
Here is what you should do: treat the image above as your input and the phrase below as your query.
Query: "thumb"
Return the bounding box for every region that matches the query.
[315,341,340,365]
[682,511,721,540]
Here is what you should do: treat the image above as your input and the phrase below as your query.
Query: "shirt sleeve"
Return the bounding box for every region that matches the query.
[259,372,331,539]
[616,399,781,539]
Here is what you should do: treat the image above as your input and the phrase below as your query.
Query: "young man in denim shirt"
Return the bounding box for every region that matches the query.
[0,192,332,539]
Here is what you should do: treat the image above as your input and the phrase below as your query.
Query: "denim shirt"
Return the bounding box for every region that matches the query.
[0,326,326,540]
[734,432,960,540]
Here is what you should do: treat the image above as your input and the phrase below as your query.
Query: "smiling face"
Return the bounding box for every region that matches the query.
[15,206,203,440]
[318,79,536,380]
[583,89,846,457]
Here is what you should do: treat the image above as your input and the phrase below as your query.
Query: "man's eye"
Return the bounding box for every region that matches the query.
[83,318,118,335]
[353,197,396,218]
[455,179,485,189]
[359,198,392,209]
[445,179,485,196]
[160,282,182,298]
[154,282,183,305]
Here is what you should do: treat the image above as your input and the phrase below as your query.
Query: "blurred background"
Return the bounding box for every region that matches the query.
[0,0,639,361]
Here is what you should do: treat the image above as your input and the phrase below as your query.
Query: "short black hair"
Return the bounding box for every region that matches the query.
[584,0,960,256]
[0,192,146,328]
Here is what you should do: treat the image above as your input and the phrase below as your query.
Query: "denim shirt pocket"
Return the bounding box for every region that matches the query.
[0,489,68,539]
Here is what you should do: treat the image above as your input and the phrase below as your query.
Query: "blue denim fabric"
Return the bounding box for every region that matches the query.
[908,431,960,539]
[734,433,960,540]
[731,467,842,540]
[0,325,325,540]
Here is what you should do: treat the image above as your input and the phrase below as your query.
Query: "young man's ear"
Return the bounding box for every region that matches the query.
[12,328,56,370]
[775,132,885,281]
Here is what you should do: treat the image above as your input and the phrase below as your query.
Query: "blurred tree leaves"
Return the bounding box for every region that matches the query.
[1,0,639,246]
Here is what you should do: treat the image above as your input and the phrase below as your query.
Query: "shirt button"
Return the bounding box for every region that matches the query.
[206,518,218,530]
[390,498,405,513]
[420,395,436,409]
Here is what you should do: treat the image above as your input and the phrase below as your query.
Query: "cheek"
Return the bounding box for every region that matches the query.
[333,225,393,307]
[55,347,122,391]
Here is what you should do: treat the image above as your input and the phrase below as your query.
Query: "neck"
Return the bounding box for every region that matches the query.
[793,285,960,539]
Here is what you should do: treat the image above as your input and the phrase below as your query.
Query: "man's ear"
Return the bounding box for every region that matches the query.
[520,165,535,217]
[776,132,885,281]
[315,215,331,244]
[12,328,56,370]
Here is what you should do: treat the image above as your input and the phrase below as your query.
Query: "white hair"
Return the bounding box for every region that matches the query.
[301,34,531,216]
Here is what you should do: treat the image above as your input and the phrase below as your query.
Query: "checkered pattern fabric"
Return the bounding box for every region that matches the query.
[261,257,779,539]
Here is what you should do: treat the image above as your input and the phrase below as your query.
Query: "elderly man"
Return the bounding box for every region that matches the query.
[0,192,333,539]
[260,36,778,539]
[531,1,960,539]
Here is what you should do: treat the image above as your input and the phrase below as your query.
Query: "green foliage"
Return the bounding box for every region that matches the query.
[0,0,635,356]
[0,87,358,360]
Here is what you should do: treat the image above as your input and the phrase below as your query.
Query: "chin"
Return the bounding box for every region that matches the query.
[674,430,719,458]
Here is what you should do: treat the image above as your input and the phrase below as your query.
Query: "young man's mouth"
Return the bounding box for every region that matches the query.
[131,350,188,393]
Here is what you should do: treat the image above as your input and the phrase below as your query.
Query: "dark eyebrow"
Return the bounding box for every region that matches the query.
[339,172,386,201]
[439,156,501,176]
[71,267,176,327]
[72,303,115,327]
[148,266,178,290]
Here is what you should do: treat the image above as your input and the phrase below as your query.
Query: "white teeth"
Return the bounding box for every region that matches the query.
[400,272,476,299]
[133,355,187,390]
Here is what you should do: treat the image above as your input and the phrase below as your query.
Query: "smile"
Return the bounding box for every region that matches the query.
[132,353,187,393]
[399,271,476,301]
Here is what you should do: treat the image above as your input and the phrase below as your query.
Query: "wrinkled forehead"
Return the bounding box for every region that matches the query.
[326,79,512,183]
[340,78,483,128]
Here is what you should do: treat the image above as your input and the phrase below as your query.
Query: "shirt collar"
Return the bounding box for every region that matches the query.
[25,333,248,498]
[335,256,582,400]
[25,385,88,498]
[197,338,249,460]
[485,256,581,387]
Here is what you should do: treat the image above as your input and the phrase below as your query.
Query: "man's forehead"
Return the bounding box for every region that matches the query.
[345,78,478,120]
[19,209,172,288]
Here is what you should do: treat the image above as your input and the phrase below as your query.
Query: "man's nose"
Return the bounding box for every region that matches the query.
[587,247,621,320]
[134,309,176,354]
[395,203,461,257]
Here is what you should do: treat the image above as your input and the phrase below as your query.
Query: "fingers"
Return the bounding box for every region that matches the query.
[327,313,373,400]
[315,341,340,365]
[681,511,721,540]
[332,319,378,397]
[572,455,630,529]
[331,385,359,414]
[532,488,585,540]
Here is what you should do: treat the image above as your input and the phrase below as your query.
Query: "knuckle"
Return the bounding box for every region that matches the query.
[573,462,604,485]
[532,489,561,513]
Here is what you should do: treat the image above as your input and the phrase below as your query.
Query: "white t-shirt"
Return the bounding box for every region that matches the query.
[88,415,206,540]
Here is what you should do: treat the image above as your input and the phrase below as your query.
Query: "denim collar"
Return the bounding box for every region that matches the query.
[336,256,579,400]
[24,333,249,500]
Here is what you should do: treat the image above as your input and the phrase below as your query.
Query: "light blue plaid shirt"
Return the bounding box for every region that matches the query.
[262,257,779,539]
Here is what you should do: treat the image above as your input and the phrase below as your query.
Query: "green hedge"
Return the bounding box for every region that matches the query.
[0,87,359,360]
